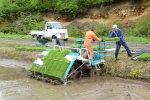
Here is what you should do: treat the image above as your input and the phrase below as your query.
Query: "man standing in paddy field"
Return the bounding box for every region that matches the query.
[108,24,132,60]
[83,26,104,66]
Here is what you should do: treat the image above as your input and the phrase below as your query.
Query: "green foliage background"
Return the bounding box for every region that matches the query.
[0,0,150,38]
[0,0,115,19]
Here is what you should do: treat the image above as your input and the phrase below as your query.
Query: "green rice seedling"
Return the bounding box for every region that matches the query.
[44,58,51,65]
[44,50,55,58]
[48,60,58,72]
[48,60,57,72]
[54,52,62,59]
[47,56,70,78]
[54,53,61,59]
[15,47,27,50]
[44,56,61,75]
[44,60,55,74]
[56,72,64,79]
[59,59,70,72]
[75,41,84,44]
[15,47,48,51]
[41,59,51,73]
[36,66,43,73]
[29,49,70,78]
[52,69,60,78]
[75,39,85,44]
[56,53,64,60]
[48,50,60,58]
[69,45,81,48]
[61,50,70,57]
[30,64,37,71]
[137,53,150,60]
[92,46,112,51]
[105,37,120,41]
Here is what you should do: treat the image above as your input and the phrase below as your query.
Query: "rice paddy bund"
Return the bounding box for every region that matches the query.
[0,41,150,81]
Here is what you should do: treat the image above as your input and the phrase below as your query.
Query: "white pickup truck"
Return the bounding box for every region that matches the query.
[30,22,68,41]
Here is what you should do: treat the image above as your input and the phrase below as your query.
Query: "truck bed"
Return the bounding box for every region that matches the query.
[30,30,45,36]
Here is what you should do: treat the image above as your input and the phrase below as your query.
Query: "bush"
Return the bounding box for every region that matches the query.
[2,13,45,35]
[0,11,4,23]
[124,15,150,38]
[67,26,80,37]
[67,21,112,38]
[134,15,150,38]
[1,27,10,33]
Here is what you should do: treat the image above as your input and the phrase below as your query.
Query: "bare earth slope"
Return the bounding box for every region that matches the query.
[43,1,150,29]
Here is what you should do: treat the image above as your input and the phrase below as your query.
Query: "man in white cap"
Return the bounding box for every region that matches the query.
[109,24,132,60]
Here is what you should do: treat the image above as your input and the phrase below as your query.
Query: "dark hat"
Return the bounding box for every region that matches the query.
[91,26,96,31]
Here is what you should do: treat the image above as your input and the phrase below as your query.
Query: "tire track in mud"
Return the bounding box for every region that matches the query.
[1,42,150,100]
[71,82,149,100]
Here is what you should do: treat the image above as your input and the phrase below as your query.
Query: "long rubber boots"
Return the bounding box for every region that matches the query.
[115,53,119,60]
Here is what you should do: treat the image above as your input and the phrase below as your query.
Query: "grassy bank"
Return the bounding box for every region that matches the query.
[0,40,150,81]
[0,41,50,62]
[0,32,150,44]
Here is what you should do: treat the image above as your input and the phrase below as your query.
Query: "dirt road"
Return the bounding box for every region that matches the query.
[0,38,150,53]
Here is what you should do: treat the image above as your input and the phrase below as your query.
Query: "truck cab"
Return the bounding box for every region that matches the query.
[30,22,68,41]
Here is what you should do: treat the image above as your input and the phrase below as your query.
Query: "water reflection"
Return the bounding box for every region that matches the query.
[0,92,3,100]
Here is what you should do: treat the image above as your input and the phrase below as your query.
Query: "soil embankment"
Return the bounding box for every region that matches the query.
[0,1,150,32]
[42,1,150,29]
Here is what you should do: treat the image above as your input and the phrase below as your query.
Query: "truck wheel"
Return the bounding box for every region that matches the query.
[40,35,44,39]
[64,39,68,41]
[33,35,38,41]
[52,36,57,39]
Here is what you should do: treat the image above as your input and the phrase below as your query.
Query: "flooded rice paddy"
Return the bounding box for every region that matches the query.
[0,58,150,100]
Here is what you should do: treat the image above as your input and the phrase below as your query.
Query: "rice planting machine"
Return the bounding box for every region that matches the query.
[27,39,113,85]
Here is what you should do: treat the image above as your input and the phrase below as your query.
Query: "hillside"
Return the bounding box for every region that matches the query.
[42,0,150,28]
[0,0,150,34]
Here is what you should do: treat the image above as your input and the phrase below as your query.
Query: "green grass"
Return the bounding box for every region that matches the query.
[15,47,49,51]
[0,32,32,39]
[105,37,120,41]
[0,32,150,44]
[125,36,150,44]
[0,0,2,7]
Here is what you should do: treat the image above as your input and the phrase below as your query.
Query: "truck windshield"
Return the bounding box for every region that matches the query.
[52,23,65,29]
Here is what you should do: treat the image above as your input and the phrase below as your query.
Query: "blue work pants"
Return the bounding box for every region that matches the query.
[115,41,132,58]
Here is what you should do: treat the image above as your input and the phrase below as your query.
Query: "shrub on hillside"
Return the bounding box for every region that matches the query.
[67,21,111,38]
[124,14,150,38]
[2,13,45,35]
[134,15,150,38]
[1,27,10,33]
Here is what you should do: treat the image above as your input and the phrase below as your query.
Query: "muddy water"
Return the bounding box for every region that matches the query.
[0,59,150,100]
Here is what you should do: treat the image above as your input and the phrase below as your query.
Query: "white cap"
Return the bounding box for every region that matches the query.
[112,24,117,28]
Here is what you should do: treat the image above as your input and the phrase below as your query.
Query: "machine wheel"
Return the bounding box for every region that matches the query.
[44,77,50,83]
[33,35,38,41]
[41,76,47,82]
[90,67,100,78]
[54,80,62,85]
[27,71,34,78]
[72,71,82,80]
[36,75,41,80]
[68,63,83,80]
